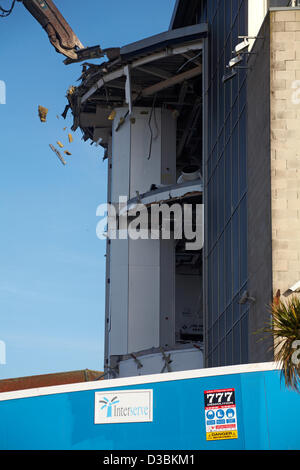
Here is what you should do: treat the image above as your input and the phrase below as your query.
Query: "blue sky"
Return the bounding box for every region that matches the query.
[0,0,176,379]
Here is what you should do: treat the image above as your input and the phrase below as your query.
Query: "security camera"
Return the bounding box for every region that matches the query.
[238,290,256,305]
[234,38,250,54]
[283,280,300,297]
[227,54,243,69]
[222,70,237,84]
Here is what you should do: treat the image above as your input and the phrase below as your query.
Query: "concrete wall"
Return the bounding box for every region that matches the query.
[247,16,273,362]
[270,9,300,296]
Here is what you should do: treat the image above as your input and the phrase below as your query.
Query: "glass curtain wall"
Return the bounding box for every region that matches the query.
[200,0,249,367]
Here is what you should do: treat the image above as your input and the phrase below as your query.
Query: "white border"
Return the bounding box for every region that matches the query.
[0,362,279,402]
[94,389,153,424]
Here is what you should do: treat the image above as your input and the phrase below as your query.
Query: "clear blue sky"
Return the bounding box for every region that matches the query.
[0,0,176,379]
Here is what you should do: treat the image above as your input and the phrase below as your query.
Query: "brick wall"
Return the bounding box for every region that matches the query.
[271,9,300,295]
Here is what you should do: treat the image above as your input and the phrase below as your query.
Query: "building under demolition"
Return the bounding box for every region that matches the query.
[2,0,300,451]
[67,20,207,378]
[66,0,300,376]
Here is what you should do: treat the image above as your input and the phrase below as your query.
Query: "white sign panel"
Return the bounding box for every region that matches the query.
[94,390,153,424]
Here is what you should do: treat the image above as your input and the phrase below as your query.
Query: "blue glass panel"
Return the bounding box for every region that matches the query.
[233,322,241,365]
[232,209,239,294]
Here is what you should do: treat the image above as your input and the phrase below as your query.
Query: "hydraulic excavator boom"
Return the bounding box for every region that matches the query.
[18,0,84,59]
[17,0,104,63]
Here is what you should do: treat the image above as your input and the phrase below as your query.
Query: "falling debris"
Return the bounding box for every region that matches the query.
[56,115,60,119]
[64,150,72,156]
[49,144,66,166]
[68,133,73,143]
[57,141,64,148]
[38,105,48,123]
[61,104,70,119]
[63,127,67,131]
[108,110,116,121]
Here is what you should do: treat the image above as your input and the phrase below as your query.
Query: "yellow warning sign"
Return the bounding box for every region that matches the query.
[206,430,238,441]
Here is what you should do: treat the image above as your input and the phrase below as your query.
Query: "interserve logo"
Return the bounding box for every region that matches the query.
[95,390,153,424]
[99,396,120,418]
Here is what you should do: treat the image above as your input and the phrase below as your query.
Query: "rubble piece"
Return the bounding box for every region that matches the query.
[49,144,66,166]
[57,141,64,148]
[61,104,70,119]
[38,105,48,123]
[67,86,76,96]
[108,110,116,121]
[68,133,73,143]
[63,127,67,131]
[64,150,72,155]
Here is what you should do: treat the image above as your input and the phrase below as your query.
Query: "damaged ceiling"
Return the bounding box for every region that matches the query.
[66,23,207,172]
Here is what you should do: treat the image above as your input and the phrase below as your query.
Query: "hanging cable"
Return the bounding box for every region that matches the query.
[147,93,158,160]
[0,0,16,17]
[176,51,202,74]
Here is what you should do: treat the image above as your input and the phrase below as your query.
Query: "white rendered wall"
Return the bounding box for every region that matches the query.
[108,107,177,357]
[118,347,203,378]
[248,0,268,49]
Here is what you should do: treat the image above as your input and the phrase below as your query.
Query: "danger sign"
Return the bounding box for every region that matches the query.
[204,388,238,441]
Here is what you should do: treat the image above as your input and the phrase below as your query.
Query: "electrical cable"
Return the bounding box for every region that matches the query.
[176,51,202,74]
[0,0,16,17]
[147,94,158,160]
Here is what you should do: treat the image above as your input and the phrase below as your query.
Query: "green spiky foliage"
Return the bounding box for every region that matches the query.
[262,295,300,392]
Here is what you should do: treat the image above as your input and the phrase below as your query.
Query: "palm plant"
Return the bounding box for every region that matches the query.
[262,294,300,392]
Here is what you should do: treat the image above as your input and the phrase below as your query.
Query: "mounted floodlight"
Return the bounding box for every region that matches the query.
[283,280,300,297]
[222,70,237,84]
[238,291,256,305]
[234,38,250,54]
[227,54,243,69]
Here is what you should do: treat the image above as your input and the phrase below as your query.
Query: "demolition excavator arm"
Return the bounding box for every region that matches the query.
[4,0,104,63]
[17,0,84,60]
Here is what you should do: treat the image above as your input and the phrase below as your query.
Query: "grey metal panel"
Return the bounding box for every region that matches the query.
[128,238,160,352]
[129,108,162,198]
[104,136,113,373]
[160,239,175,348]
[109,238,129,356]
[121,23,208,59]
[161,109,177,186]
[111,108,131,202]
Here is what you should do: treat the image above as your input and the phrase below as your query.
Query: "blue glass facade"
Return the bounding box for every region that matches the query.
[201,1,249,367]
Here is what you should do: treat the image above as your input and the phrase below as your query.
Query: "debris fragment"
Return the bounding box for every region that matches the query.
[61,104,70,119]
[64,150,72,155]
[57,141,64,148]
[49,144,66,166]
[115,110,129,132]
[67,86,76,96]
[108,110,116,121]
[68,133,73,143]
[63,127,67,131]
[38,105,48,123]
